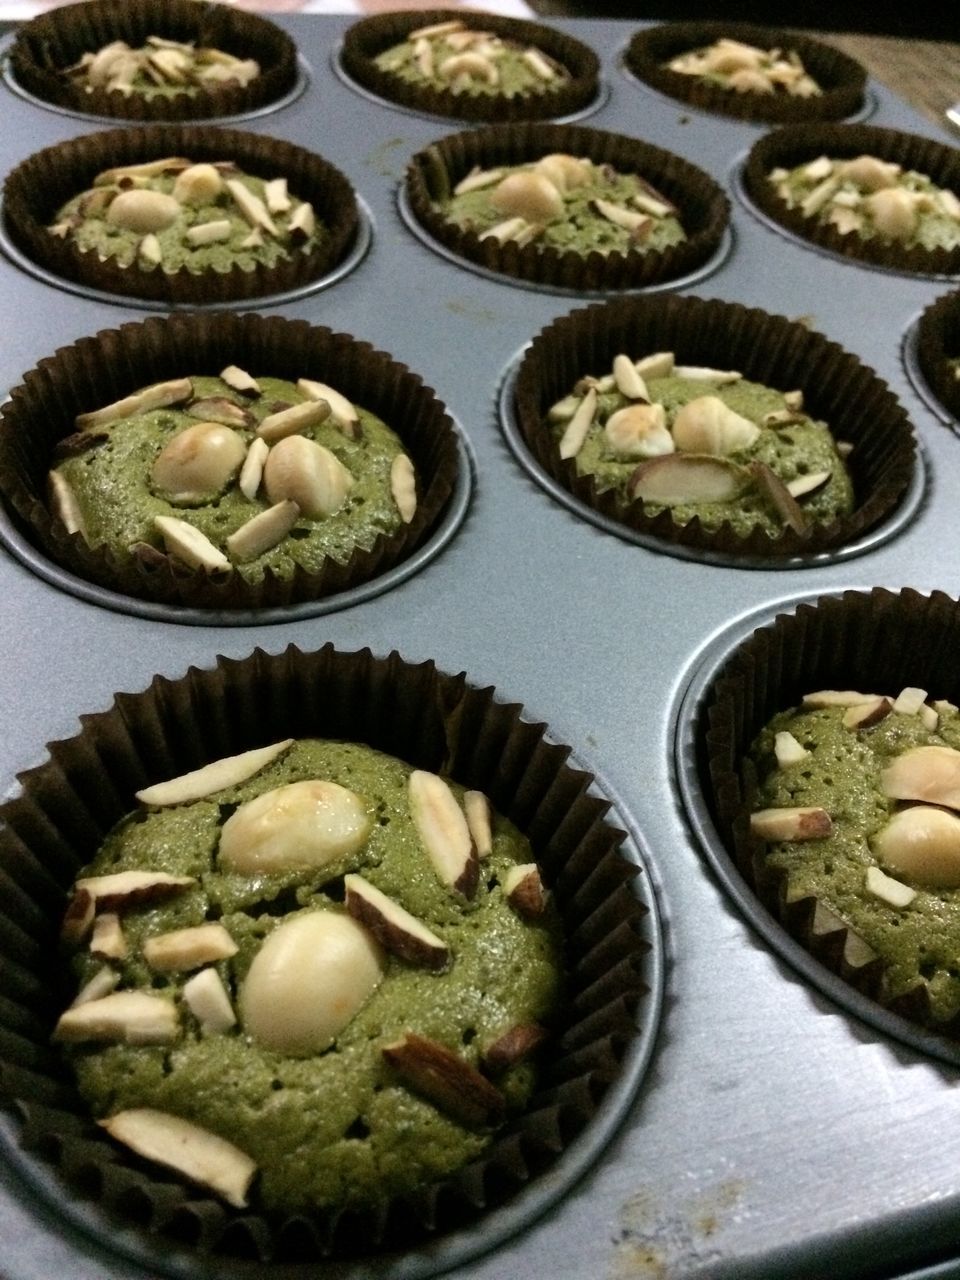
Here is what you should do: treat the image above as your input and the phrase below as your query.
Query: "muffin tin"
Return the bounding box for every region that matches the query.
[1,13,960,1280]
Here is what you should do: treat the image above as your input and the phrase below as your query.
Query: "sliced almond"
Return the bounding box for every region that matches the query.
[750,806,833,841]
[612,354,650,401]
[439,51,499,84]
[881,746,960,809]
[143,923,238,973]
[629,453,750,505]
[185,219,232,247]
[220,366,261,399]
[593,198,650,233]
[892,686,928,716]
[873,805,960,888]
[673,365,742,384]
[464,790,493,859]
[264,177,291,215]
[382,1032,506,1129]
[636,351,675,379]
[802,690,881,708]
[256,398,331,443]
[501,863,546,918]
[70,966,120,1008]
[345,874,450,971]
[786,470,831,499]
[90,911,127,961]
[408,770,478,899]
[240,228,263,250]
[414,37,433,77]
[182,968,236,1035]
[547,393,580,423]
[522,47,556,80]
[54,991,179,1045]
[226,500,300,564]
[76,378,193,431]
[225,179,277,236]
[137,740,292,808]
[296,379,360,436]
[99,1110,255,1208]
[219,779,371,875]
[288,201,315,242]
[800,176,840,217]
[390,454,417,523]
[94,157,191,186]
[48,471,87,539]
[842,696,893,730]
[558,387,597,460]
[481,1022,548,1072]
[153,515,229,572]
[774,731,809,767]
[238,437,268,501]
[633,191,674,218]
[921,705,940,732]
[865,865,916,909]
[749,461,810,536]
[184,399,252,431]
[453,166,505,196]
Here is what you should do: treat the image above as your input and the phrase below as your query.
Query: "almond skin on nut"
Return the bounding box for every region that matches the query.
[344,874,450,971]
[481,1022,548,1073]
[382,1032,506,1129]
[750,807,833,841]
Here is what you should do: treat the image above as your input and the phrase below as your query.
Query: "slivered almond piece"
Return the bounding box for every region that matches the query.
[802,690,880,708]
[136,739,293,807]
[238,437,268,500]
[522,47,556,80]
[612,353,650,401]
[90,912,127,961]
[593,198,650,233]
[558,387,597,460]
[750,806,832,840]
[409,19,465,39]
[48,471,87,539]
[893,686,928,716]
[873,806,960,887]
[479,216,530,245]
[636,351,674,379]
[154,515,229,571]
[256,398,331,443]
[390,454,417,523]
[185,398,252,430]
[74,871,196,911]
[502,863,546,918]
[264,178,291,215]
[70,966,119,1008]
[934,699,959,716]
[633,191,673,218]
[185,219,232,247]
[100,1110,256,1208]
[382,1032,506,1128]
[297,378,360,435]
[453,166,505,196]
[288,202,315,241]
[54,991,179,1045]
[673,365,742,384]
[865,865,916,909]
[183,968,236,1035]
[345,874,450,971]
[409,770,478,899]
[226,500,300,563]
[547,393,580,423]
[881,746,960,809]
[464,790,493,858]
[138,233,162,266]
[225,179,277,236]
[786,470,831,499]
[240,228,263,250]
[440,51,498,83]
[76,377,193,430]
[94,157,191,186]
[764,409,807,428]
[629,454,749,505]
[414,37,433,77]
[61,887,95,948]
[774,731,809,767]
[842,697,892,730]
[749,462,810,536]
[482,1023,547,1072]
[143,923,238,973]
[220,366,261,398]
[921,705,940,732]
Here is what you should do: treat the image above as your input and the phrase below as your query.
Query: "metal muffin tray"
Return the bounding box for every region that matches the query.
[1,15,959,1280]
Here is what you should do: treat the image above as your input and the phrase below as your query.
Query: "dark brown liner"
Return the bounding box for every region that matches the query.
[624,21,865,125]
[0,645,651,1260]
[3,125,358,306]
[0,313,459,610]
[744,123,960,276]
[341,8,599,123]
[702,587,960,1038]
[513,294,916,559]
[916,289,960,424]
[406,122,729,291]
[8,0,298,122]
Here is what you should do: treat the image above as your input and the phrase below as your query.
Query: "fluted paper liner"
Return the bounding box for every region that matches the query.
[702,587,960,1039]
[916,289,960,425]
[0,646,652,1260]
[513,294,916,559]
[0,313,459,611]
[744,123,960,276]
[624,20,865,125]
[341,8,599,124]
[8,0,298,122]
[3,125,358,306]
[406,122,729,291]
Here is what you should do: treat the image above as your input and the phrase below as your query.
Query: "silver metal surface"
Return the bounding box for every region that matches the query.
[2,15,960,1280]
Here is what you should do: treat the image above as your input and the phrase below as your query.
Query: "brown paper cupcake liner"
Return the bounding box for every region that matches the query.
[744,123,960,275]
[8,0,299,122]
[0,312,460,611]
[624,21,866,125]
[513,294,916,559]
[3,125,359,306]
[406,122,729,291]
[341,8,599,123]
[916,289,960,424]
[702,587,960,1040]
[0,644,653,1261]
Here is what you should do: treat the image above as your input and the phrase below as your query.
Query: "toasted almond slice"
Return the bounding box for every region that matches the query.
[74,870,196,911]
[453,166,505,196]
[184,398,252,429]
[183,968,236,1035]
[220,366,261,398]
[61,886,95,948]
[786,470,831,499]
[225,179,278,236]
[409,19,465,39]
[390,454,417,523]
[90,912,127,961]
[288,201,315,242]
[481,1022,548,1072]
[502,863,546,918]
[76,377,193,430]
[873,805,960,887]
[100,1110,256,1208]
[893,686,928,716]
[749,461,810,536]
[750,806,833,841]
[558,387,597,461]
[881,745,960,809]
[185,219,232,247]
[547,393,581,423]
[226,500,300,564]
[48,471,87,539]
[464,790,493,858]
[522,47,556,80]
[800,176,840,217]
[264,177,291,215]
[633,191,674,218]
[774,731,809,767]
[383,1032,506,1129]
[593,198,650,233]
[154,515,229,572]
[612,353,650,401]
[256,398,331,443]
[673,365,743,384]
[865,865,916,909]
[296,378,360,435]
[802,690,881,708]
[345,874,450,971]
[136,739,294,807]
[70,966,120,1008]
[842,697,892,731]
[238,437,268,501]
[414,37,434,77]
[54,991,179,1045]
[409,770,478,899]
[94,157,191,186]
[143,923,238,973]
[479,215,530,245]
[636,351,675,379]
[629,453,750,505]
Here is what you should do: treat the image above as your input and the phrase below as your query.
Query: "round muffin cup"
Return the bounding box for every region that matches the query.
[406,122,729,291]
[916,289,960,424]
[0,312,460,611]
[513,293,916,559]
[702,587,960,1039]
[3,125,359,306]
[743,123,960,275]
[624,20,866,125]
[341,8,599,123]
[8,0,299,122]
[0,644,652,1261]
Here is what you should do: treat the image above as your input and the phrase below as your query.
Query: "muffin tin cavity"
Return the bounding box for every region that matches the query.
[904,288,960,428]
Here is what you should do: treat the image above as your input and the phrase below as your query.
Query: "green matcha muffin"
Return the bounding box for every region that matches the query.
[513,295,916,559]
[8,0,298,122]
[341,9,599,123]
[406,122,729,291]
[0,646,654,1260]
[624,21,865,125]
[4,125,358,306]
[0,313,460,611]
[744,124,960,275]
